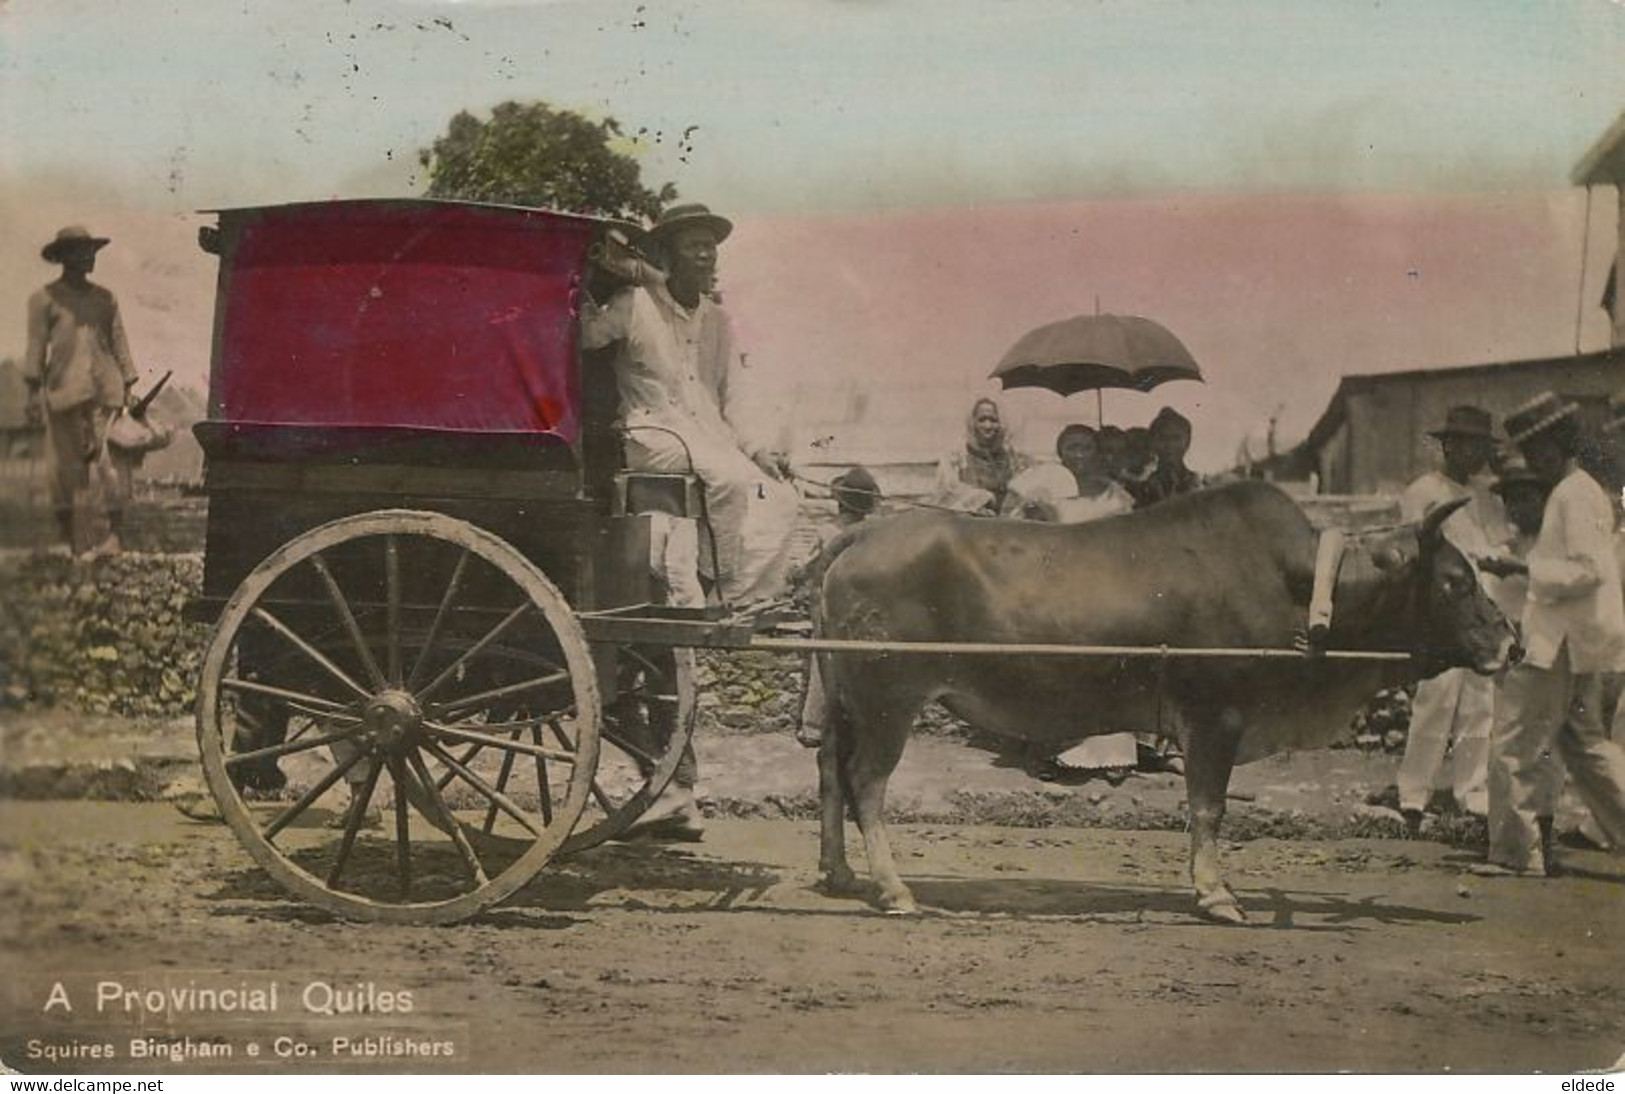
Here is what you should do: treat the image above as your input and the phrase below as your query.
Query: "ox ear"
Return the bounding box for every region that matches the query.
[1418,496,1469,547]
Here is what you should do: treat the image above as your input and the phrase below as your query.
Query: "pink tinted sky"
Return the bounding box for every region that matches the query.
[5,1,1624,472]
[724,189,1619,469]
[0,184,1617,473]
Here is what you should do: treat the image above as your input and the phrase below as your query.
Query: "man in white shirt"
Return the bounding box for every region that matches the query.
[581,203,797,607]
[1478,392,1625,875]
[581,204,798,840]
[1394,406,1506,831]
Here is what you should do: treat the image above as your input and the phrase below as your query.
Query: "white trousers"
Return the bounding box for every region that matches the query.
[1488,646,1625,872]
[1397,667,1493,815]
[625,427,795,604]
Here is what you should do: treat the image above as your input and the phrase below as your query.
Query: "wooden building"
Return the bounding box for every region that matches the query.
[1573,108,1625,347]
[1301,351,1622,496]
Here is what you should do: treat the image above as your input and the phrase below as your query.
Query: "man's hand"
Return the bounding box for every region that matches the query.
[1478,556,1528,578]
[124,380,139,410]
[752,449,791,481]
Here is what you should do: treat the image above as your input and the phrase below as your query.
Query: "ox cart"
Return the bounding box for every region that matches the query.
[187,199,781,924]
[189,199,1424,926]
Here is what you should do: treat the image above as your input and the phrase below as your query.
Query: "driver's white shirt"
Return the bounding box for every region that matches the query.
[580,280,763,461]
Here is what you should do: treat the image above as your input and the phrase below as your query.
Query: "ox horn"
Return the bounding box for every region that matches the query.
[1418,496,1469,545]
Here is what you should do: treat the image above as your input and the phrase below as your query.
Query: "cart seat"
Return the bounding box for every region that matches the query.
[613,471,703,518]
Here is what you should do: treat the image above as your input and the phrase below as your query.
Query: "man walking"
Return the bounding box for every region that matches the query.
[1477,393,1625,875]
[23,225,139,554]
[1394,405,1505,832]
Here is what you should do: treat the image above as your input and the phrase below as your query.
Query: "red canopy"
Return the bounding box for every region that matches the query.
[211,200,606,444]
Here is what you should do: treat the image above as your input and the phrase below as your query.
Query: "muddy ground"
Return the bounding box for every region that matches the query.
[1,717,1623,1075]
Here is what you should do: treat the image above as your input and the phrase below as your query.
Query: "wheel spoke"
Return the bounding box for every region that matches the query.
[543,720,609,813]
[456,711,573,732]
[545,719,576,754]
[407,549,470,691]
[404,749,488,887]
[602,729,660,768]
[225,726,364,768]
[289,704,362,725]
[389,754,411,899]
[310,552,387,691]
[435,742,486,793]
[385,536,402,686]
[530,723,553,827]
[326,758,384,888]
[426,722,577,764]
[220,676,354,716]
[421,740,542,838]
[250,607,373,702]
[483,727,523,835]
[415,602,534,704]
[432,670,571,723]
[264,747,367,841]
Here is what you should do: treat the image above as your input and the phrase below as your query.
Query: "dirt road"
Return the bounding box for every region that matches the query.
[2,799,1622,1074]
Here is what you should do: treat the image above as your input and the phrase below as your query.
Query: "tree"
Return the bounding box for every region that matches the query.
[418,101,676,221]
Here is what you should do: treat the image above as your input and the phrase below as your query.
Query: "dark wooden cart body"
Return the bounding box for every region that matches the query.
[187,200,716,923]
[192,199,649,623]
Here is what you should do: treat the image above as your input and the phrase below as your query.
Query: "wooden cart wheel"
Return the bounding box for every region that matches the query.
[405,644,695,857]
[559,644,697,854]
[196,510,601,925]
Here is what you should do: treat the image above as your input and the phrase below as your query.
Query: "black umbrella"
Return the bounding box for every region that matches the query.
[991,313,1204,396]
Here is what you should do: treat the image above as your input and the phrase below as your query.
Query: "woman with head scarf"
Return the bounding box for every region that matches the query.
[932,397,1030,514]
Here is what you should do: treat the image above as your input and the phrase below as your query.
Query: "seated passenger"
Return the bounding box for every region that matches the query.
[932,397,1030,515]
[1135,407,1201,507]
[1009,424,1136,524]
[1120,426,1155,496]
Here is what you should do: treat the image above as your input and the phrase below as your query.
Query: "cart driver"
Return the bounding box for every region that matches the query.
[581,203,799,840]
[581,202,797,609]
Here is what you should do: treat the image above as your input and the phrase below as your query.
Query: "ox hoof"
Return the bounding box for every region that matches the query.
[817,868,862,896]
[878,892,919,916]
[1197,890,1246,925]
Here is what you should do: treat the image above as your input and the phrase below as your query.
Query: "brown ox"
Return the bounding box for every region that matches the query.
[813,480,1518,922]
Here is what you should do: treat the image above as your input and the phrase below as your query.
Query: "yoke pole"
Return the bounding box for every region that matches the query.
[746,636,1411,663]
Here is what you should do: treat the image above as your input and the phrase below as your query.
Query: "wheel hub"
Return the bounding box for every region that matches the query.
[362,689,423,752]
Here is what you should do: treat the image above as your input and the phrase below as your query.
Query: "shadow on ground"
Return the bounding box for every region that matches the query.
[200,838,783,927]
[906,876,1480,930]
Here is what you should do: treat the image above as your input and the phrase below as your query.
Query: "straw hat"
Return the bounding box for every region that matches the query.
[1504,392,1579,445]
[42,225,110,263]
[647,203,733,246]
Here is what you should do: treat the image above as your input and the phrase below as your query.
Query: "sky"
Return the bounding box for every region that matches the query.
[3,0,1624,469]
